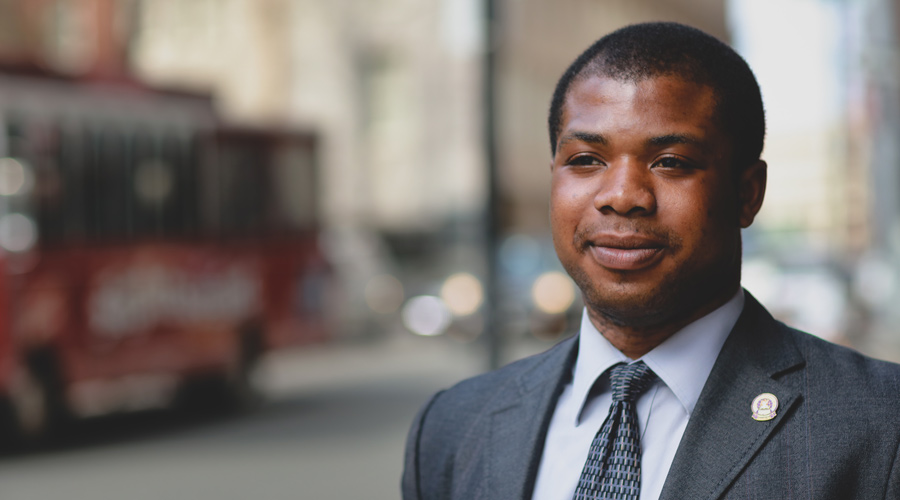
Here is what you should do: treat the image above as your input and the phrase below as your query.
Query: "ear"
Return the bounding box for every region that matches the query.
[738,160,766,228]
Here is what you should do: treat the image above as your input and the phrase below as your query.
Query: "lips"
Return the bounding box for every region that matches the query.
[586,234,666,271]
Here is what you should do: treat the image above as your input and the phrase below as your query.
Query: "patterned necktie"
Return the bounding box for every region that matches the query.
[573,361,657,500]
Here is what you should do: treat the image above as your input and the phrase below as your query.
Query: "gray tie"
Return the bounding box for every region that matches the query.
[573,361,657,500]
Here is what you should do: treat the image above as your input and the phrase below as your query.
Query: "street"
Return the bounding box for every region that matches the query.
[0,334,499,500]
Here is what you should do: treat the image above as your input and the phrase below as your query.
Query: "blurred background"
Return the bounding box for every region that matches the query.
[0,0,897,498]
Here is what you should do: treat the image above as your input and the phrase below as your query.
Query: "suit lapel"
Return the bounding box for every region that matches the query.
[659,294,805,500]
[484,337,577,500]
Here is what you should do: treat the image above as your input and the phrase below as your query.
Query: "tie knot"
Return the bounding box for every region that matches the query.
[610,361,656,403]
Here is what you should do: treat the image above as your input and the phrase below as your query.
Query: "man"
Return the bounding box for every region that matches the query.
[402,22,900,500]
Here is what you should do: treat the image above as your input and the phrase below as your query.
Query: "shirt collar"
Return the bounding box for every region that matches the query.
[570,289,745,425]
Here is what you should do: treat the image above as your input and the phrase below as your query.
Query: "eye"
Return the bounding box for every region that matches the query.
[567,155,603,167]
[652,156,694,171]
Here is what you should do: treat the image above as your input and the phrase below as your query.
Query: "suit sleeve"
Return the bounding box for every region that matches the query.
[402,390,444,500]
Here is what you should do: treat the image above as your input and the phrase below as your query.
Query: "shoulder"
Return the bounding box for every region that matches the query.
[402,337,576,499]
[740,294,900,398]
[420,336,576,432]
[785,325,900,396]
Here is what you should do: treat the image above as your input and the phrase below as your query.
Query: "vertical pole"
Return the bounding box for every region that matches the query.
[483,0,502,370]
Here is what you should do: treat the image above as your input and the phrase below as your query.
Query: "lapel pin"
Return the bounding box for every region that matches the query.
[751,393,778,421]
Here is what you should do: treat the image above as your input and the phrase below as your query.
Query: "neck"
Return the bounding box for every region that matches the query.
[587,287,738,359]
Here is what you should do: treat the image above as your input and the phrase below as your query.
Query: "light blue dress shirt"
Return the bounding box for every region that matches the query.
[531,290,745,500]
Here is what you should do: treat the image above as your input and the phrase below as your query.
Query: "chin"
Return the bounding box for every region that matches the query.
[583,288,676,329]
[569,260,740,331]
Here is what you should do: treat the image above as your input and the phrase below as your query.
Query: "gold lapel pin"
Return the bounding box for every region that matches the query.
[751,393,778,421]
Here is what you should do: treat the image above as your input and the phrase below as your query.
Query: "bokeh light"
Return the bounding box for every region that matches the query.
[134,160,175,205]
[401,295,452,337]
[440,272,483,316]
[531,271,576,314]
[0,158,27,196]
[0,213,37,252]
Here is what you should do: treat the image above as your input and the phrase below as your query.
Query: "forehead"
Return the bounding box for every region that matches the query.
[559,75,723,144]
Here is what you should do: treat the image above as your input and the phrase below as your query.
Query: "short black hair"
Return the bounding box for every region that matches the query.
[548,22,765,169]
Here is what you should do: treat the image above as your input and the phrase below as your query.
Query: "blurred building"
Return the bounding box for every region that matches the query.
[854,0,900,358]
[131,0,486,236]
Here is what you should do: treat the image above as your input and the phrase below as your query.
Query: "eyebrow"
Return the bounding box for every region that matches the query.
[647,133,702,147]
[557,131,608,148]
[558,131,703,150]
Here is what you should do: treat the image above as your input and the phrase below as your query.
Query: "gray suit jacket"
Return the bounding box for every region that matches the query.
[402,294,900,499]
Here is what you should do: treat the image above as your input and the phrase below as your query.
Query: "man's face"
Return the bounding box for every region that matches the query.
[550,74,765,329]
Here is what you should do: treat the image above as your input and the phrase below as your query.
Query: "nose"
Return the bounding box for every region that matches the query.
[592,160,657,216]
